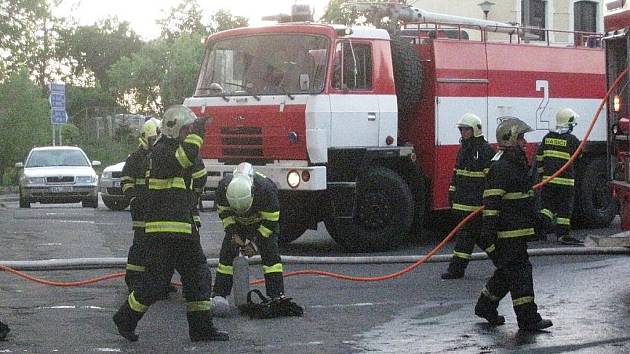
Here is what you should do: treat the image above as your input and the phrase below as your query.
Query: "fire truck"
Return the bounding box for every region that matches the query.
[184,3,615,251]
[605,0,630,230]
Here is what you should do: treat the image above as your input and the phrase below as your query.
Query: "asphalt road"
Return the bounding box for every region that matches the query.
[0,195,628,353]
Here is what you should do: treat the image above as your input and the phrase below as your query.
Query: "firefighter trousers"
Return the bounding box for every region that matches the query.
[114,237,215,338]
[124,229,146,292]
[213,232,284,298]
[540,184,574,237]
[475,238,542,327]
[447,213,492,274]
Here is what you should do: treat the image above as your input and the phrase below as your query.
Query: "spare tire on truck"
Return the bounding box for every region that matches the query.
[390,36,423,119]
[574,158,617,227]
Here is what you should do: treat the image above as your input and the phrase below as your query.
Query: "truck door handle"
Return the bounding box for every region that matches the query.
[367,112,376,121]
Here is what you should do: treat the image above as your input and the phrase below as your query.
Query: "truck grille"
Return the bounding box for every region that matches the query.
[219,126,270,165]
[112,171,123,178]
[46,176,74,183]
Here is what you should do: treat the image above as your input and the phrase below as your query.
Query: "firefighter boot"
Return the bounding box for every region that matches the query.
[441,260,466,279]
[519,318,553,331]
[474,293,505,326]
[0,321,10,341]
[187,311,229,342]
[113,302,144,342]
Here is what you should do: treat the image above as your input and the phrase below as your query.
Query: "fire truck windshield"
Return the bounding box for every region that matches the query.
[194,34,329,97]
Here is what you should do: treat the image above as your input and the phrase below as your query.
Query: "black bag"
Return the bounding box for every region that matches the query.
[239,289,304,319]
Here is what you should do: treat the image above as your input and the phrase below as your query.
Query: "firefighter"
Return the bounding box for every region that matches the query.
[113,105,228,342]
[536,108,583,245]
[441,113,497,279]
[212,162,302,317]
[474,117,553,331]
[121,118,166,294]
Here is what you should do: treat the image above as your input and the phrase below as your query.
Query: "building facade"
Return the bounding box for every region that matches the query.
[410,0,603,44]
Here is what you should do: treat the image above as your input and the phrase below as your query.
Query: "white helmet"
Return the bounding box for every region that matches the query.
[161,105,197,138]
[226,175,253,214]
[555,108,579,130]
[142,117,161,138]
[457,113,483,137]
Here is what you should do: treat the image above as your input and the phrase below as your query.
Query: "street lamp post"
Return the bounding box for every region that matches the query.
[478,1,496,20]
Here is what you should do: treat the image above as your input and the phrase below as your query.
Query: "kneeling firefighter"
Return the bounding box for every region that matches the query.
[113,105,228,342]
[212,162,303,318]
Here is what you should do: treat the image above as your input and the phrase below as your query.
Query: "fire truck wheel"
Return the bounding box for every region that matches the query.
[327,167,415,252]
[575,158,617,228]
[390,37,423,120]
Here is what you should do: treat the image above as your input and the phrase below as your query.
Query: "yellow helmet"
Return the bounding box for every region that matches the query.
[496,117,533,147]
[457,113,483,137]
[142,118,161,138]
[161,105,197,138]
[555,108,579,129]
[226,175,253,214]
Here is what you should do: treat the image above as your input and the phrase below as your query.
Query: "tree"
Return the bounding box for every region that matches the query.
[56,18,144,89]
[209,9,248,33]
[0,0,67,91]
[157,0,209,41]
[320,0,408,31]
[0,71,51,182]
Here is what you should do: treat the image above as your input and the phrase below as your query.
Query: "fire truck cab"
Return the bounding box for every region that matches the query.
[185,3,615,251]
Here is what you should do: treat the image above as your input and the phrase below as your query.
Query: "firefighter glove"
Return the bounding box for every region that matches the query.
[239,289,304,319]
[192,116,210,138]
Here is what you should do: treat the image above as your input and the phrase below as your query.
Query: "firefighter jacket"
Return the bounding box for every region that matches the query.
[481,149,537,242]
[144,133,204,240]
[535,131,580,187]
[121,137,151,231]
[216,172,280,239]
[185,159,207,228]
[448,136,495,212]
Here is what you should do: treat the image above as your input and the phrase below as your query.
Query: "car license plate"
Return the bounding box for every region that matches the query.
[50,186,72,193]
[113,181,120,187]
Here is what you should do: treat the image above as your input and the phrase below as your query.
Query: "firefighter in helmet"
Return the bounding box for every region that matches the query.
[212,162,303,317]
[113,105,228,342]
[474,117,553,331]
[442,113,497,279]
[536,108,582,245]
[121,117,172,295]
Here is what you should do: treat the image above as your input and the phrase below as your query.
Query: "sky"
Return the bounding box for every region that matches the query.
[54,0,331,40]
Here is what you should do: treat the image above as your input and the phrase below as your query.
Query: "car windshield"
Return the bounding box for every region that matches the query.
[194,33,329,97]
[26,149,90,167]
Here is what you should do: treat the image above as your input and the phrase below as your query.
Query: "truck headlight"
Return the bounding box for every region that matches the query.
[76,176,95,184]
[102,171,112,179]
[25,177,45,185]
[287,170,300,188]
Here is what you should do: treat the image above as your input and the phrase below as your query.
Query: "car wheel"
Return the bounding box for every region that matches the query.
[103,197,129,211]
[82,197,98,208]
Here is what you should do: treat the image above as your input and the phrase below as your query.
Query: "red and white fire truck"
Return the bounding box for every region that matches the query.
[605,0,630,230]
[185,3,615,251]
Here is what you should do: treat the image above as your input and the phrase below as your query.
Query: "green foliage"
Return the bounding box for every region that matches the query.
[60,123,81,144]
[0,0,64,89]
[56,18,144,89]
[0,70,51,180]
[210,9,249,33]
[159,35,206,107]
[320,0,408,31]
[158,0,209,41]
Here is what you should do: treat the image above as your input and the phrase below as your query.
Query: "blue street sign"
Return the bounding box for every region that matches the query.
[49,82,67,125]
[51,109,68,124]
[50,93,65,109]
